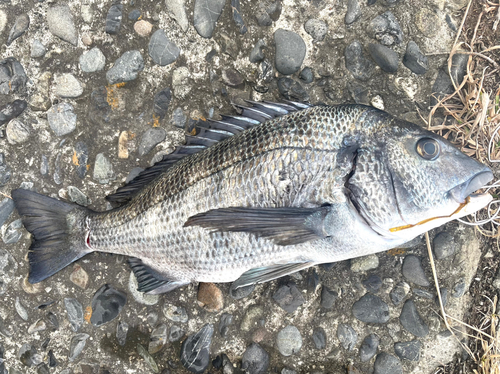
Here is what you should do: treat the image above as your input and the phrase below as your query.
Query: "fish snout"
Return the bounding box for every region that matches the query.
[449,169,494,204]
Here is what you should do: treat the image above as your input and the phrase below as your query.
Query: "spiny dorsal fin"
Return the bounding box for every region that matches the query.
[106,101,311,205]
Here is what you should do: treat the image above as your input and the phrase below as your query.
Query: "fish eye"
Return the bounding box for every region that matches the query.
[416,138,440,160]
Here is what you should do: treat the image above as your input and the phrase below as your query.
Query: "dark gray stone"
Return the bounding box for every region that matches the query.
[304,19,328,41]
[67,186,90,206]
[433,231,456,259]
[149,30,180,66]
[154,88,172,119]
[256,1,281,26]
[169,325,185,342]
[139,128,167,157]
[272,282,305,313]
[352,294,390,323]
[48,349,57,367]
[394,340,421,361]
[193,0,225,38]
[0,100,27,127]
[306,268,320,293]
[106,50,144,85]
[367,43,399,73]
[250,39,266,63]
[345,41,375,81]
[274,29,306,75]
[299,67,313,83]
[320,285,338,308]
[362,274,382,292]
[337,324,357,351]
[241,343,269,374]
[47,4,78,45]
[19,344,42,367]
[276,325,302,356]
[367,11,403,46]
[400,300,429,337]
[402,255,430,286]
[90,284,127,326]
[452,277,466,298]
[129,9,141,21]
[231,0,247,34]
[345,0,362,25]
[74,142,89,179]
[105,4,123,34]
[0,198,14,228]
[360,333,379,362]
[373,353,402,374]
[180,324,213,373]
[0,57,27,94]
[149,324,168,354]
[8,13,29,45]
[403,41,428,75]
[64,298,84,332]
[312,327,326,349]
[229,282,255,299]
[431,54,468,106]
[277,78,309,101]
[218,313,233,337]
[222,68,245,88]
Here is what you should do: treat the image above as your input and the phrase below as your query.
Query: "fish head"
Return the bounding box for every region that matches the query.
[347,118,493,241]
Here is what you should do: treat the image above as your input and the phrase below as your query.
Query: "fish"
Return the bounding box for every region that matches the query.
[11,101,493,294]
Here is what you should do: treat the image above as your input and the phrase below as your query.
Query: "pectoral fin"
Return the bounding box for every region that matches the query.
[232,262,315,289]
[184,206,331,245]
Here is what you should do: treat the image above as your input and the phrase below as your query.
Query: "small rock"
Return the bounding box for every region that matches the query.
[0,100,28,127]
[390,282,410,305]
[47,102,77,136]
[149,324,168,354]
[218,313,233,337]
[28,319,46,334]
[274,29,306,75]
[67,186,90,207]
[312,327,326,350]
[231,0,247,34]
[6,119,31,144]
[367,11,403,46]
[351,254,379,272]
[172,107,187,128]
[362,274,382,292]
[345,0,362,25]
[90,284,127,326]
[169,325,185,342]
[15,297,29,321]
[48,350,57,367]
[452,278,466,298]
[240,305,264,331]
[137,343,159,373]
[129,9,142,21]
[116,321,129,346]
[193,0,226,38]
[399,299,429,337]
[373,353,402,374]
[272,282,305,313]
[105,4,123,34]
[172,67,192,99]
[149,29,180,66]
[299,67,314,83]
[0,58,28,95]
[165,0,189,32]
[180,324,214,374]
[433,231,456,259]
[138,128,167,157]
[118,131,135,159]
[69,264,89,289]
[367,43,399,73]
[241,343,269,374]
[320,285,338,308]
[256,1,281,26]
[337,324,357,351]
[134,20,153,37]
[163,304,189,323]
[31,40,46,58]
[47,4,78,45]
[64,298,84,332]
[345,41,375,82]
[80,47,106,73]
[304,19,328,41]
[431,54,468,106]
[106,50,144,85]
[221,68,245,88]
[276,325,302,356]
[277,78,309,101]
[394,340,421,361]
[46,312,59,330]
[402,255,430,286]
[403,41,428,75]
[352,294,390,323]
[2,218,23,244]
[93,153,115,184]
[359,333,379,362]
[74,142,89,179]
[197,282,224,312]
[55,74,83,98]
[7,13,30,45]
[0,156,12,187]
[68,334,90,361]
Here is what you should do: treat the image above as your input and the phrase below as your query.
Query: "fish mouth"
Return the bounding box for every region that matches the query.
[448,170,494,204]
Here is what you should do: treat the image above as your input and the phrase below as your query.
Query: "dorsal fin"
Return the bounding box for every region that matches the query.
[106,101,311,205]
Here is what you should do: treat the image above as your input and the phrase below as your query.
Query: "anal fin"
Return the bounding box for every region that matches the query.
[232,262,315,289]
[128,258,188,294]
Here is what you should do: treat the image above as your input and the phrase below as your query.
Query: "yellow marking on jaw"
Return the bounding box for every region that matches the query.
[389,198,469,232]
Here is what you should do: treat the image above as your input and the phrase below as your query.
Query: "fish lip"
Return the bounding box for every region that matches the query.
[448,170,494,204]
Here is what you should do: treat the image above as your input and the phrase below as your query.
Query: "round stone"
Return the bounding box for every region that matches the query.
[241,343,270,374]
[47,102,77,137]
[55,74,83,98]
[337,324,357,351]
[80,47,106,73]
[433,232,456,259]
[360,333,379,362]
[274,29,306,75]
[351,254,379,272]
[134,20,153,36]
[276,325,302,356]
[272,282,305,313]
[148,29,180,66]
[197,282,224,312]
[106,50,144,85]
[373,353,402,374]
[402,255,430,286]
[394,340,421,361]
[31,40,46,58]
[6,119,31,144]
[367,43,399,73]
[345,0,362,25]
[399,300,429,337]
[352,294,390,323]
[304,19,327,41]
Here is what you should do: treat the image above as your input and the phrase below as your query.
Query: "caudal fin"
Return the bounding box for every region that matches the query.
[11,189,92,283]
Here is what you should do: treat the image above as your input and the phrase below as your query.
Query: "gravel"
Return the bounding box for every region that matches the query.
[402,255,430,286]
[47,102,77,136]
[80,47,106,73]
[106,50,145,85]
[274,29,306,75]
[276,325,302,356]
[47,4,78,45]
[148,29,181,66]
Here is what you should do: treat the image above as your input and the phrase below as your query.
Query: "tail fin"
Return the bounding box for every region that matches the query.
[11,189,92,284]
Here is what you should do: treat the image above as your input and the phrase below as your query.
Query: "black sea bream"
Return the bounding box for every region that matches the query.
[12,102,493,294]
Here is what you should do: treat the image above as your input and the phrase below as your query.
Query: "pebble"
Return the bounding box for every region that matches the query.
[431,54,468,106]
[299,67,314,83]
[394,340,421,361]
[165,0,189,32]
[256,1,281,26]
[402,255,430,286]
[351,254,379,272]
[79,47,106,73]
[68,334,90,361]
[352,294,390,323]
[231,0,247,34]
[47,312,59,330]
[15,297,28,321]
[218,313,233,337]
[276,325,302,356]
[367,11,403,46]
[2,218,23,243]
[362,274,382,292]
[277,78,309,102]
[47,102,77,136]
[272,281,305,313]
[92,153,115,184]
[312,327,327,349]
[390,281,410,305]
[116,321,129,346]
[180,324,214,374]
[0,58,27,94]
[169,325,185,342]
[137,343,159,373]
[48,350,57,367]
[74,142,89,179]
[197,282,224,312]
[320,285,338,309]
[221,68,245,88]
[172,107,187,129]
[118,131,134,159]
[138,128,167,157]
[172,66,192,99]
[47,4,78,46]
[433,231,456,259]
[0,155,12,187]
[134,20,153,37]
[367,43,399,73]
[69,264,89,289]
[19,344,42,367]
[452,278,466,298]
[7,13,30,45]
[373,353,402,374]
[337,324,357,351]
[55,74,83,98]
[64,298,84,332]
[105,4,123,34]
[163,304,189,323]
[304,19,328,41]
[274,29,306,75]
[399,300,429,337]
[149,324,168,354]
[28,319,46,334]
[106,50,144,85]
[6,120,31,144]
[241,343,269,374]
[193,0,226,38]
[403,41,429,75]
[345,0,362,25]
[67,186,90,207]
[90,284,127,326]
[22,276,43,294]
[0,100,28,126]
[31,40,47,58]
[359,333,379,362]
[149,29,181,66]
